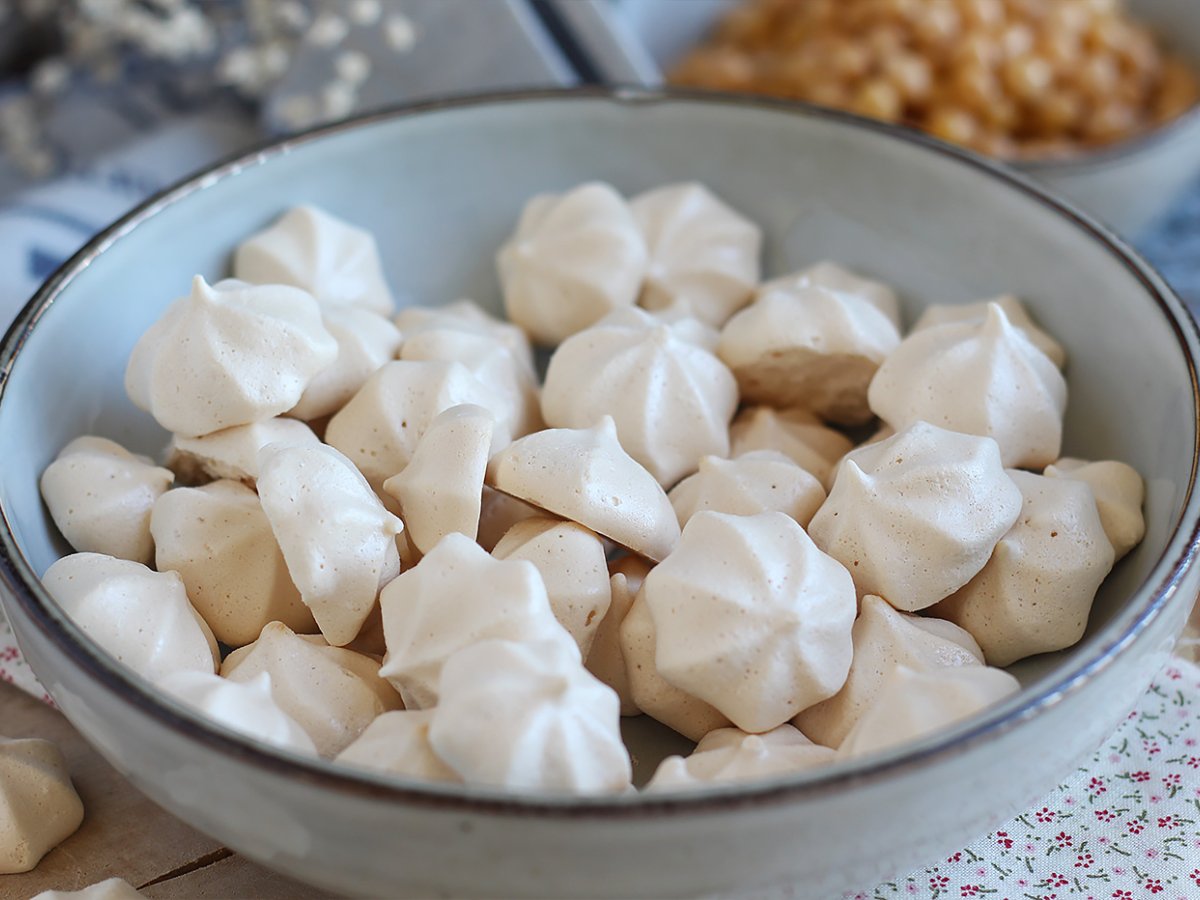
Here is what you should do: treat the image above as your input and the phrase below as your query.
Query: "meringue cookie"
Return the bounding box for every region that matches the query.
[619,592,732,741]
[912,294,1066,368]
[335,709,460,783]
[31,878,145,900]
[487,417,681,562]
[808,422,1023,611]
[221,621,402,757]
[631,182,761,327]
[257,444,405,646]
[233,205,395,315]
[1044,458,1145,561]
[379,532,577,709]
[42,553,218,681]
[644,725,836,792]
[597,304,721,352]
[151,480,315,647]
[382,405,493,555]
[668,451,826,529]
[167,417,321,486]
[729,406,855,488]
[429,638,632,794]
[933,470,1115,666]
[393,299,536,379]
[718,282,901,425]
[794,595,984,748]
[788,261,902,329]
[586,556,652,716]
[868,302,1068,468]
[125,276,337,438]
[497,182,648,345]
[159,670,318,755]
[0,737,85,874]
[839,665,1020,759]
[40,436,173,565]
[290,306,402,421]
[541,312,738,486]
[324,359,511,491]
[493,517,612,657]
[644,511,856,733]
[477,486,542,552]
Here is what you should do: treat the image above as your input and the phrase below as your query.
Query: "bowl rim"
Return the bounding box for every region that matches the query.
[2,85,1199,819]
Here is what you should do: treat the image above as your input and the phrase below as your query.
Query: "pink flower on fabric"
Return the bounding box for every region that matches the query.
[1144,878,1165,894]
[1047,873,1069,888]
[1036,806,1057,823]
[1053,831,1074,848]
[1075,853,1094,868]
[1096,808,1117,822]
[996,831,1014,849]
[1090,777,1107,793]
[1157,815,1176,828]
[1131,771,1152,782]
[1128,819,1146,834]
[1162,774,1181,787]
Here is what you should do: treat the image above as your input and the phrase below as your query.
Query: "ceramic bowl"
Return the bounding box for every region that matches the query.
[1,90,1199,900]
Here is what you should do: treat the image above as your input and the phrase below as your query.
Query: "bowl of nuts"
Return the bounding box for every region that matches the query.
[0,89,1198,899]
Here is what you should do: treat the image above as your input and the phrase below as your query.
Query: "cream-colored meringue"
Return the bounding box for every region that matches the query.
[719,282,901,425]
[497,182,648,345]
[644,511,856,733]
[487,417,681,562]
[540,312,738,486]
[1044,458,1145,561]
[586,556,652,717]
[0,737,84,874]
[493,517,612,657]
[167,416,320,486]
[619,592,732,741]
[40,436,173,565]
[125,276,337,438]
[42,553,218,681]
[839,665,1020,759]
[631,182,761,328]
[597,304,721,352]
[729,406,854,488]
[808,422,1023,611]
[335,709,460,783]
[159,670,318,755]
[788,261,902,329]
[324,359,511,491]
[794,595,984,748]
[668,451,826,529]
[290,306,402,421]
[912,294,1066,368]
[429,638,632,794]
[151,480,314,647]
[31,878,145,900]
[257,444,404,646]
[644,725,836,792]
[868,302,1068,468]
[233,204,395,315]
[933,470,1115,666]
[477,486,542,552]
[393,299,536,379]
[221,621,402,757]
[379,532,577,709]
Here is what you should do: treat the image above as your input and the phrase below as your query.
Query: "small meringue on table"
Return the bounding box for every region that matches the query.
[789,261,902,330]
[30,879,146,900]
[911,294,1066,368]
[1044,457,1145,561]
[0,736,85,874]
[166,417,321,487]
[289,305,403,421]
[335,709,460,783]
[728,406,854,489]
[644,725,837,792]
[668,450,826,529]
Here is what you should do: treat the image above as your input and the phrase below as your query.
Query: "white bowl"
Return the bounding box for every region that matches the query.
[1,90,1198,899]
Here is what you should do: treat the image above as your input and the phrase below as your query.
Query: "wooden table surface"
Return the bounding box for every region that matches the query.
[0,682,334,900]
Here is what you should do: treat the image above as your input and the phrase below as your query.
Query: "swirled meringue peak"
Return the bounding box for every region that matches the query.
[718,282,901,425]
[599,304,722,352]
[167,417,320,486]
[379,532,577,709]
[839,665,1020,760]
[151,480,315,647]
[290,306,402,421]
[586,555,652,717]
[1044,458,1145,561]
[125,276,337,438]
[644,725,836,793]
[487,417,681,562]
[40,436,173,566]
[541,312,737,486]
[868,301,1067,468]
[159,670,317,756]
[0,737,84,875]
[233,205,395,315]
[41,553,218,682]
[221,622,403,757]
[257,443,404,646]
[788,261,902,329]
[497,182,648,345]
[912,294,1066,368]
[729,406,854,488]
[669,451,826,529]
[394,299,536,379]
[631,182,761,328]
[428,638,632,795]
[794,595,983,749]
[335,709,460,783]
[933,470,1115,666]
[29,878,144,900]
[643,511,856,732]
[808,422,1023,611]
